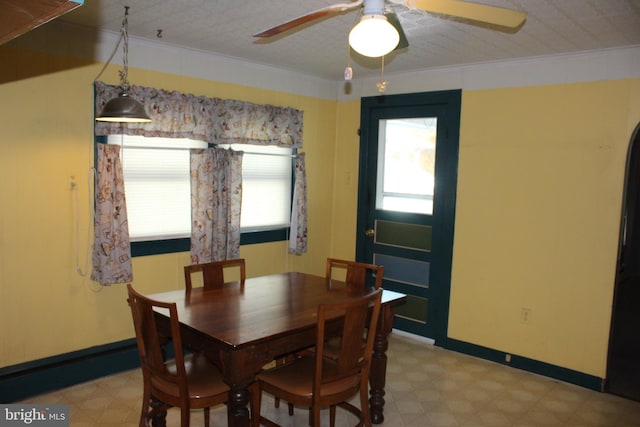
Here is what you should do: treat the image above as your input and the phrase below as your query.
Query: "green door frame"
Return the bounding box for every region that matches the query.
[355,90,461,346]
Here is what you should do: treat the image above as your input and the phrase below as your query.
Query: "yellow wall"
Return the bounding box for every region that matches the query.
[331,100,362,259]
[449,80,640,377]
[2,43,640,382]
[0,46,336,367]
[329,80,640,379]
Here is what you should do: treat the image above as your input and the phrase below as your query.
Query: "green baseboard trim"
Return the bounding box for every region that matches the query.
[444,338,604,392]
[0,339,140,403]
[1,335,605,402]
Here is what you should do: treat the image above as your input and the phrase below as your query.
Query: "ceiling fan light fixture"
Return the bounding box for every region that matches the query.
[349,14,399,58]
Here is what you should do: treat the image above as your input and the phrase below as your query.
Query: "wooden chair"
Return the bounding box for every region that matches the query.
[127,284,229,427]
[251,288,383,427]
[184,258,246,292]
[324,258,384,359]
[326,258,384,290]
[274,258,384,414]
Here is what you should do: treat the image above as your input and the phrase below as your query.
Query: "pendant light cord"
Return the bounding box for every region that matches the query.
[93,31,123,82]
[120,6,131,90]
[93,6,129,83]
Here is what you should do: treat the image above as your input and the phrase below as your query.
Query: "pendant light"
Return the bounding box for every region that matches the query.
[96,6,151,123]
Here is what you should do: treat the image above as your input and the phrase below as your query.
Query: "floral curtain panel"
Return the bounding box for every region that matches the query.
[93,81,308,283]
[91,144,133,285]
[94,81,303,148]
[190,148,244,263]
[289,153,308,255]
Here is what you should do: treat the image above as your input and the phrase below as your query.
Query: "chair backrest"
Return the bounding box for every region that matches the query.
[184,258,246,292]
[325,258,384,290]
[127,284,188,397]
[313,288,383,397]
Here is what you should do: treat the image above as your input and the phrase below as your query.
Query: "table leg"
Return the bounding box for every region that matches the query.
[369,305,395,424]
[150,399,167,427]
[222,348,273,427]
[227,387,251,427]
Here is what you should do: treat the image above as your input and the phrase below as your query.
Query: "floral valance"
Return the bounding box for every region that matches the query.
[94,81,303,148]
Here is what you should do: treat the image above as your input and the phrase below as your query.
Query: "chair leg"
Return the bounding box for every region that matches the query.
[312,405,321,427]
[274,398,294,415]
[359,381,372,427]
[181,406,190,427]
[250,382,262,427]
[274,356,296,416]
[204,407,210,427]
[273,357,282,409]
[330,405,336,427]
[139,388,151,427]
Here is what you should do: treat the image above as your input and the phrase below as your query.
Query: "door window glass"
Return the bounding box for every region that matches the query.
[374,220,432,252]
[376,118,437,215]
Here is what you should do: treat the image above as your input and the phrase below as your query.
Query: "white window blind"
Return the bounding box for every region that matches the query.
[107,136,292,242]
[222,144,292,232]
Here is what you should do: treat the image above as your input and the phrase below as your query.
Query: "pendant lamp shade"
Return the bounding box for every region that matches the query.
[96,91,151,123]
[95,6,151,123]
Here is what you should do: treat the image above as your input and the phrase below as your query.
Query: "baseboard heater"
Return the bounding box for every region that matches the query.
[0,339,140,402]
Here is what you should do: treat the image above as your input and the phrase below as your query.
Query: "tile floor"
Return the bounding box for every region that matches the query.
[18,333,640,426]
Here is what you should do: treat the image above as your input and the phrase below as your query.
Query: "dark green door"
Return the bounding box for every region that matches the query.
[356,90,461,344]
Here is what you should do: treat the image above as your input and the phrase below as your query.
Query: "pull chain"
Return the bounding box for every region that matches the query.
[376,55,388,92]
[344,40,353,81]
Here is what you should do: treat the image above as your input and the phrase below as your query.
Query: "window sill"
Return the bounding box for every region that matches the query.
[130,228,289,257]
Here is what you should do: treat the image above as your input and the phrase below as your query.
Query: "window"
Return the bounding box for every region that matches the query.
[106,135,293,252]
[376,118,437,215]
[219,144,292,232]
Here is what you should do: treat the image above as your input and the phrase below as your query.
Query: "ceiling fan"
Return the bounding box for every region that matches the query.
[253,0,527,57]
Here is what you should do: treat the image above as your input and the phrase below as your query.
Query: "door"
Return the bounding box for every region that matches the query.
[607,122,640,402]
[356,90,461,344]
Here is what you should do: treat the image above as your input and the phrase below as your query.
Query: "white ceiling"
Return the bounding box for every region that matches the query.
[57,0,640,81]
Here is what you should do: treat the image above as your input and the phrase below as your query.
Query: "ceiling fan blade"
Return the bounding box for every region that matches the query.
[253,0,364,38]
[385,12,409,50]
[405,0,526,29]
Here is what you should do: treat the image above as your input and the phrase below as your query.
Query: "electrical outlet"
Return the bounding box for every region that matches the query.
[520,308,531,324]
[70,175,77,190]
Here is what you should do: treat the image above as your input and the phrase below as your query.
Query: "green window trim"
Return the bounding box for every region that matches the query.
[130,228,290,257]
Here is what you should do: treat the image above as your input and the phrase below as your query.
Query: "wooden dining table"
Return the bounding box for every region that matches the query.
[150,271,406,427]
